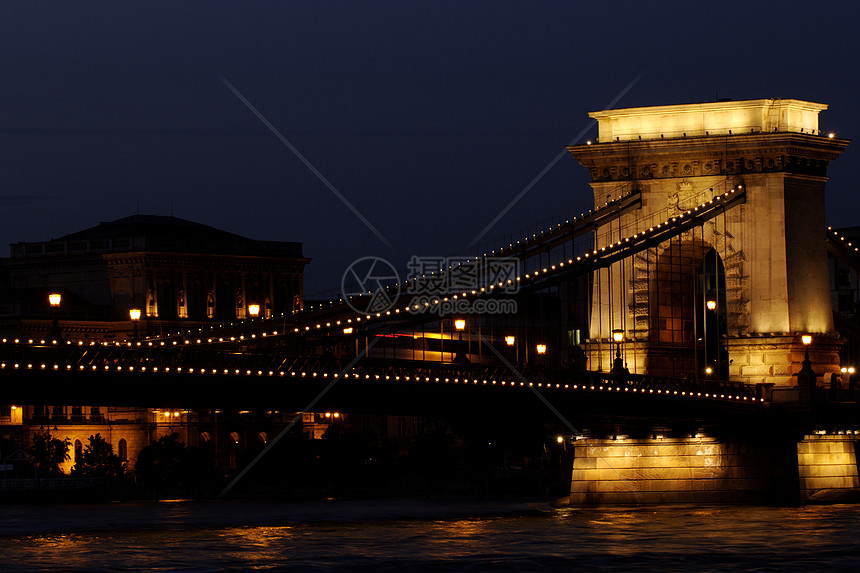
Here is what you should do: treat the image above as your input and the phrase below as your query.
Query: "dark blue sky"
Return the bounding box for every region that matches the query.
[1,2,858,294]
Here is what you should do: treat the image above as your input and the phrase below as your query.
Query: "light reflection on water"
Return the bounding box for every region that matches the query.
[1,501,860,571]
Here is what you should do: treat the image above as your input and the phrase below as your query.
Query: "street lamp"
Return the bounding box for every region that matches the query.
[48,292,62,342]
[798,334,816,397]
[248,304,260,318]
[611,329,625,373]
[706,300,716,311]
[505,335,515,346]
[536,344,547,355]
[842,366,855,391]
[129,308,141,340]
[454,318,468,363]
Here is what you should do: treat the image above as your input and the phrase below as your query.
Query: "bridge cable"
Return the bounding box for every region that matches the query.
[217,326,391,498]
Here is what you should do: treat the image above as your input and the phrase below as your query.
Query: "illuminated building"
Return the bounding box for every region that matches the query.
[0,214,311,475]
[0,214,310,340]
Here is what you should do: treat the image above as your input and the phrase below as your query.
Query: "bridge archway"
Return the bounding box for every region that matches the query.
[646,238,727,378]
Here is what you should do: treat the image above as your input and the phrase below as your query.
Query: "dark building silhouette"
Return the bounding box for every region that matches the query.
[0,214,310,340]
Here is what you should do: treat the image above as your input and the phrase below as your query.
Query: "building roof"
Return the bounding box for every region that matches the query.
[588,98,829,142]
[8,214,308,259]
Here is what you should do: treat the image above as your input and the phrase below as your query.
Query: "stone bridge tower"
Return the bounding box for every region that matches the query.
[568,99,848,386]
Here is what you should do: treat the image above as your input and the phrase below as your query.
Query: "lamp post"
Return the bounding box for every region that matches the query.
[505,335,517,364]
[705,299,716,376]
[611,329,625,374]
[536,343,547,368]
[454,318,468,363]
[798,334,816,399]
[48,293,62,342]
[129,308,141,340]
[842,366,856,391]
[248,303,260,335]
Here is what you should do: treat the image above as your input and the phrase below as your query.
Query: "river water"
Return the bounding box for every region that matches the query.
[1,499,859,571]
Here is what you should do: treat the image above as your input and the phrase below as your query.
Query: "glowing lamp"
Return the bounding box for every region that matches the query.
[611,329,625,374]
[129,308,141,321]
[706,300,716,311]
[556,436,564,444]
[48,293,62,307]
[505,335,515,346]
[801,335,812,345]
[454,319,466,331]
[248,304,260,317]
[536,344,547,355]
[343,327,354,335]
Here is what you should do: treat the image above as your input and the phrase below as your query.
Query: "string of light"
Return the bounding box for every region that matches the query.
[0,359,761,403]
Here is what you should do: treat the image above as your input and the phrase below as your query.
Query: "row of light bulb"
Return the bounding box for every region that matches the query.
[286,188,742,336]
[0,361,762,403]
[0,186,742,348]
[298,190,638,314]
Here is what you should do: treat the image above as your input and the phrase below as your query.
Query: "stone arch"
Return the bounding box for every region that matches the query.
[645,235,712,377]
[625,217,745,378]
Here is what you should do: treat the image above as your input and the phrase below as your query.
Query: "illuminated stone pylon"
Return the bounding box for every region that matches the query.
[568,99,848,386]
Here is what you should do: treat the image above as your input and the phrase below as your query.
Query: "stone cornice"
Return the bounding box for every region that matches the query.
[568,133,849,182]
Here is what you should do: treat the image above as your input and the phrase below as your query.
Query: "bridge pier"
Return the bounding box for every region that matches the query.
[725,335,842,388]
[570,433,860,505]
[569,98,848,387]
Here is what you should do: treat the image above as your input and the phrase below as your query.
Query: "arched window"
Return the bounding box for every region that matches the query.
[118,438,128,462]
[74,439,83,463]
[229,431,240,445]
[257,431,268,444]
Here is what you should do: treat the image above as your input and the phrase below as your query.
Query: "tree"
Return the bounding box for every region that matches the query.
[72,433,123,477]
[32,430,71,476]
[135,433,186,487]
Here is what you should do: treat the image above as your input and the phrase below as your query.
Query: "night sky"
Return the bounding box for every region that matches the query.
[2,2,858,295]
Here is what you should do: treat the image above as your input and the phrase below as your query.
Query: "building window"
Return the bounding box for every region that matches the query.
[74,439,83,464]
[118,439,127,462]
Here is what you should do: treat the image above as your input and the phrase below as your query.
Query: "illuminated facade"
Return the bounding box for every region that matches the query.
[569,99,849,386]
[0,214,310,340]
[0,215,312,475]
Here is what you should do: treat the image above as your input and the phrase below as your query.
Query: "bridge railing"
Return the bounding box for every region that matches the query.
[1,341,763,403]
